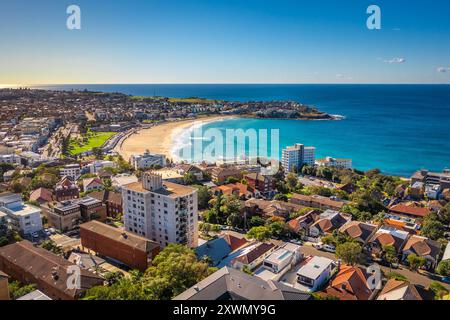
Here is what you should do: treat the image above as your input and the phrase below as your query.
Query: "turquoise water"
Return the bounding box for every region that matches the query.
[34,84,450,176]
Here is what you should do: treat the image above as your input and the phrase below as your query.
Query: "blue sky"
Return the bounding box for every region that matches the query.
[1,0,450,84]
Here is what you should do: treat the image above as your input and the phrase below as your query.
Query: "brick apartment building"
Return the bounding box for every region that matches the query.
[244,172,276,199]
[0,240,103,300]
[80,221,160,272]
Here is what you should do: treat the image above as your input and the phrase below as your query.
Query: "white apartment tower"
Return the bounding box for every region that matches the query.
[281,143,316,172]
[122,172,198,248]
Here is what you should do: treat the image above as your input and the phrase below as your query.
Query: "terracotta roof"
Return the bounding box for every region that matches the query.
[402,235,440,258]
[322,265,372,300]
[222,234,248,251]
[389,204,430,218]
[232,242,275,265]
[377,279,422,300]
[0,270,9,278]
[29,187,54,203]
[339,221,377,242]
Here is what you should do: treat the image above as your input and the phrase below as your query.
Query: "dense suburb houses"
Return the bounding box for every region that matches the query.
[0,88,449,301]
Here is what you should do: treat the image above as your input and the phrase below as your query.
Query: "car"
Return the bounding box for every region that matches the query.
[313,242,323,250]
[322,244,336,253]
[442,277,450,284]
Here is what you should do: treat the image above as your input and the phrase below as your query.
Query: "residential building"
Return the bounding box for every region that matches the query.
[211,182,259,200]
[211,166,243,185]
[388,203,430,219]
[85,160,117,174]
[230,242,276,271]
[401,235,441,270]
[244,198,303,221]
[42,201,81,232]
[308,210,352,237]
[111,173,138,192]
[196,234,249,267]
[377,279,423,300]
[0,193,42,235]
[2,170,15,182]
[425,184,441,200]
[296,256,338,292]
[411,169,450,189]
[0,240,104,300]
[54,176,79,201]
[261,243,302,274]
[80,221,160,272]
[287,210,320,234]
[17,290,52,300]
[316,156,352,169]
[244,172,276,199]
[130,151,166,170]
[89,190,123,218]
[83,177,103,192]
[0,270,9,300]
[0,154,21,165]
[367,226,410,258]
[176,164,204,181]
[59,163,81,181]
[289,193,346,211]
[339,221,378,244]
[77,197,107,222]
[29,187,54,205]
[281,143,315,172]
[173,266,311,300]
[122,172,198,248]
[320,265,372,300]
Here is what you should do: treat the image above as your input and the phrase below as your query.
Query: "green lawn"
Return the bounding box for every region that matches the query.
[69,131,116,155]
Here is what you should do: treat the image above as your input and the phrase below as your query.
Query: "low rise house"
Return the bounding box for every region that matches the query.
[290,193,346,211]
[2,170,15,182]
[287,210,320,234]
[244,198,303,221]
[320,265,372,300]
[377,279,423,300]
[173,266,311,300]
[84,160,117,174]
[0,240,104,300]
[230,242,276,271]
[196,234,249,267]
[425,184,441,200]
[42,201,81,232]
[308,210,352,238]
[0,193,42,235]
[260,243,302,275]
[367,226,410,259]
[29,187,54,205]
[401,235,441,270]
[296,256,338,292]
[408,182,424,199]
[339,221,378,244]
[83,177,104,192]
[388,203,431,220]
[80,221,160,272]
[176,164,204,181]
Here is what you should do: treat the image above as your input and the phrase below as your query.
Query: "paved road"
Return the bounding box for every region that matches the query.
[300,244,450,291]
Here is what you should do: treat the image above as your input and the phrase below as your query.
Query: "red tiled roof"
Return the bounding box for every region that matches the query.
[389,204,430,218]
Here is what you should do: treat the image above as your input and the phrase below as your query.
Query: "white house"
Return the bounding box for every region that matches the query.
[296,256,338,292]
[60,163,81,181]
[85,160,117,174]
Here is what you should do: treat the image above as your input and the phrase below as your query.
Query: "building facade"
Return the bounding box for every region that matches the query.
[122,172,198,248]
[281,143,315,172]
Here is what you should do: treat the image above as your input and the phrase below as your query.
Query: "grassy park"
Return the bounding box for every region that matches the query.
[68,130,115,155]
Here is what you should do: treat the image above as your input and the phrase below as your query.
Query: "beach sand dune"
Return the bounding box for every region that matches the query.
[115,115,235,162]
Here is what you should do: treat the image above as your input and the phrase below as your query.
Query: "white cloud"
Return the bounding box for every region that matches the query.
[437,67,447,73]
[384,57,406,64]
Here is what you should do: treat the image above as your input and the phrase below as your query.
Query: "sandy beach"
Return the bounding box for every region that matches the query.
[115,115,237,162]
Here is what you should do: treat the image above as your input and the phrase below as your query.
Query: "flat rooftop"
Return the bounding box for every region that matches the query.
[265,248,293,265]
[124,181,196,198]
[1,203,41,217]
[297,256,335,280]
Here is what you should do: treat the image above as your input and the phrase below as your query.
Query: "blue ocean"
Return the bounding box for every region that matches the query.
[33,84,450,177]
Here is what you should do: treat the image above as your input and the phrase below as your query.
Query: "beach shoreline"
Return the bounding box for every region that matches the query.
[114,115,238,162]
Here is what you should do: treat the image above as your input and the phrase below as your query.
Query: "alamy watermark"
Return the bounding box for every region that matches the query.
[176,124,280,173]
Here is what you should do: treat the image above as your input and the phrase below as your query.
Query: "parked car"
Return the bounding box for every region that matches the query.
[322,244,336,253]
[442,277,450,284]
[313,242,323,250]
